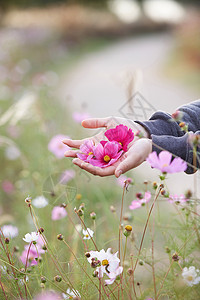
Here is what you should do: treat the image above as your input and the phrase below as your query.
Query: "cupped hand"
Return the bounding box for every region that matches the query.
[62,117,152,177]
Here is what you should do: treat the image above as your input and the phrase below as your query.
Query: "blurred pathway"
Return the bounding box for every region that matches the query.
[59,32,199,194]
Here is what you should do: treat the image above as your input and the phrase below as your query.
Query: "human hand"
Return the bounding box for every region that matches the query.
[63,117,152,177]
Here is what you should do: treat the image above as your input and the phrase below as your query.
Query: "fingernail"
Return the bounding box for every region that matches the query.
[73,158,78,164]
[62,139,70,143]
[116,170,122,177]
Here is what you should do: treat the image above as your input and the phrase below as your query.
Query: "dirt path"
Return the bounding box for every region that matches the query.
[59,32,199,195]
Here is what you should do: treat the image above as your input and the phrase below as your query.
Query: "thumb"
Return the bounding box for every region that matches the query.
[115,139,152,177]
[82,117,110,129]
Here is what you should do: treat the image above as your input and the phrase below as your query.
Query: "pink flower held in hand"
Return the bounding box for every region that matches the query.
[48,134,70,159]
[146,151,187,174]
[51,206,67,220]
[77,140,95,162]
[129,191,151,210]
[91,141,123,168]
[105,124,134,151]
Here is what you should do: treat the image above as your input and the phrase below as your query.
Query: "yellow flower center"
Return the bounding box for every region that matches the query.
[125,225,132,232]
[104,155,111,162]
[102,259,109,266]
[119,142,122,146]
[187,275,194,281]
[162,163,168,168]
[88,152,93,156]
[85,234,89,238]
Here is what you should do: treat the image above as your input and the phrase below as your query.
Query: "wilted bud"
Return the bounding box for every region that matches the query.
[25,196,32,204]
[127,268,133,276]
[91,258,101,268]
[40,276,46,283]
[110,205,116,213]
[85,252,91,258]
[38,227,44,233]
[124,225,132,237]
[5,238,10,244]
[54,275,62,282]
[185,189,192,199]
[57,234,63,241]
[172,253,179,262]
[136,192,143,199]
[76,194,82,200]
[90,212,96,220]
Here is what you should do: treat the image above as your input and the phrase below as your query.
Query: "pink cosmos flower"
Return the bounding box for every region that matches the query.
[51,206,67,220]
[105,124,134,152]
[91,141,123,168]
[72,111,91,123]
[48,134,70,159]
[168,194,189,205]
[129,191,151,210]
[146,151,187,174]
[34,291,61,300]
[60,169,75,184]
[2,180,14,194]
[20,244,44,266]
[77,140,95,162]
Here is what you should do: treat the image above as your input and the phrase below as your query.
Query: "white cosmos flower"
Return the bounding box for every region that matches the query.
[87,248,120,278]
[62,288,81,299]
[182,266,200,286]
[82,228,94,240]
[23,232,38,243]
[1,225,18,238]
[105,266,123,285]
[32,196,49,208]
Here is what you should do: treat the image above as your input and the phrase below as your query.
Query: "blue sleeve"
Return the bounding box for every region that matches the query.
[136,100,200,174]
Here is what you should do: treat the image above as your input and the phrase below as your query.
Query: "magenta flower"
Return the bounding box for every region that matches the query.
[168,194,189,205]
[129,191,151,210]
[146,151,187,174]
[48,134,70,159]
[91,141,123,168]
[77,140,95,162]
[72,111,91,123]
[105,124,134,151]
[51,206,67,220]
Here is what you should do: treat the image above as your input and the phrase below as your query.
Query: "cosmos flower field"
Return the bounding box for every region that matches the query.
[0,29,200,300]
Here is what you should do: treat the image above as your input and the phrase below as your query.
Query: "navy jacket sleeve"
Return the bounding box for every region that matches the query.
[136,100,200,174]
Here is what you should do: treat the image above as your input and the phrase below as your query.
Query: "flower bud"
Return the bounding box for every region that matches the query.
[54,275,62,282]
[136,192,143,199]
[110,205,116,213]
[127,268,133,276]
[90,212,96,220]
[172,252,179,262]
[139,260,144,266]
[40,276,46,283]
[25,196,32,204]
[42,245,47,251]
[79,203,85,211]
[13,246,19,252]
[153,182,158,189]
[60,203,67,208]
[165,246,170,254]
[38,227,44,233]
[77,209,83,217]
[92,270,99,277]
[40,283,45,289]
[57,234,63,241]
[85,252,91,258]
[124,225,132,237]
[185,189,192,199]
[38,257,43,263]
[5,238,10,244]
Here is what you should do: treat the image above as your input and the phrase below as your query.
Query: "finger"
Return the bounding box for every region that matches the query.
[82,117,110,129]
[64,149,80,158]
[72,158,116,177]
[115,139,152,177]
[62,138,90,149]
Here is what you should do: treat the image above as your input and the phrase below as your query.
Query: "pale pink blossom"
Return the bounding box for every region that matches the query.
[2,180,14,194]
[20,244,43,267]
[1,225,18,238]
[105,266,123,285]
[34,291,61,300]
[51,206,67,220]
[116,175,132,188]
[73,111,91,123]
[168,194,189,205]
[91,141,122,168]
[105,124,134,152]
[23,232,39,243]
[146,151,187,174]
[129,191,151,210]
[48,134,70,159]
[77,140,95,162]
[60,169,75,184]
